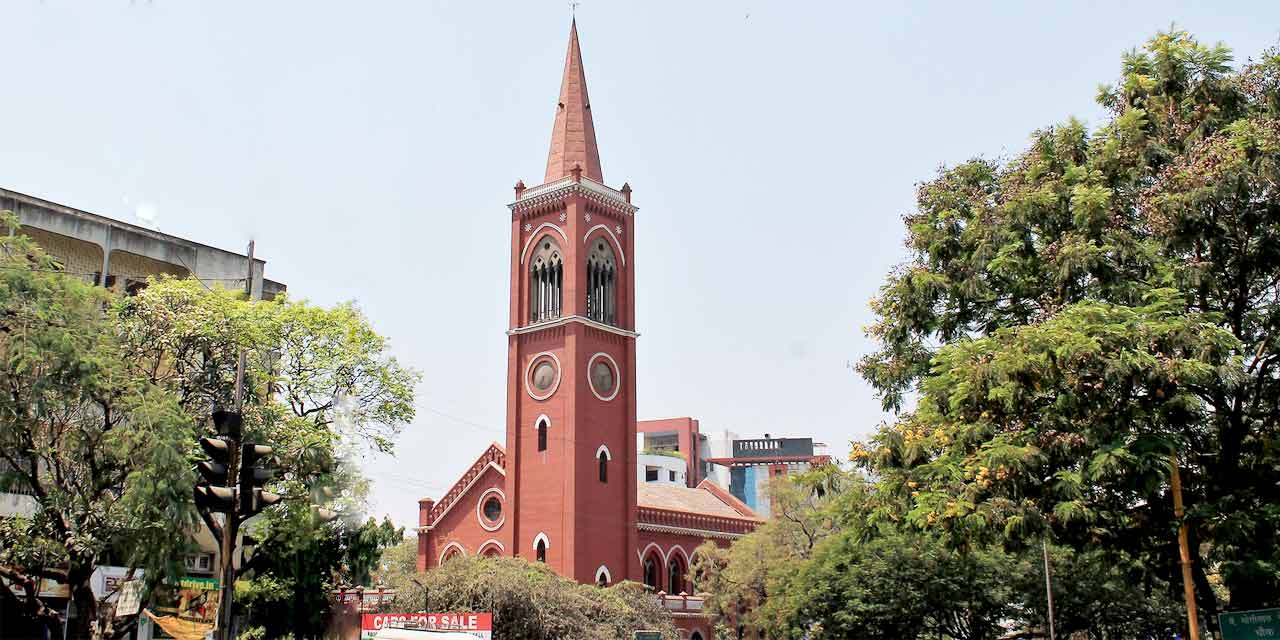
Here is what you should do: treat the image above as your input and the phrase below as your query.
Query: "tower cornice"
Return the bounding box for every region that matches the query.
[509,175,637,217]
[507,314,640,339]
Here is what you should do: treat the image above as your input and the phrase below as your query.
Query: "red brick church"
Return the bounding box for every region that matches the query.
[415,19,760,639]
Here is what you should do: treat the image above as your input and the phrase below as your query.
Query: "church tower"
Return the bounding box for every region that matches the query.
[503,19,639,585]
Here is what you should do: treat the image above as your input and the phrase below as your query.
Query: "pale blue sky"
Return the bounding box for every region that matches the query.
[2,1,1277,527]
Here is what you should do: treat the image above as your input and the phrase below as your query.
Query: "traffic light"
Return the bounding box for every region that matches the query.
[239,443,280,517]
[212,410,242,438]
[195,436,237,513]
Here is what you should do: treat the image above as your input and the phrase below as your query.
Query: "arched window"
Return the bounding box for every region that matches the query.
[529,237,563,324]
[537,418,548,452]
[642,552,662,591]
[585,239,617,326]
[596,445,611,483]
[536,539,547,563]
[668,553,686,595]
[595,565,612,587]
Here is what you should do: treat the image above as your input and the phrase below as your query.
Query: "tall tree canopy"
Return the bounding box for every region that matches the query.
[856,29,1280,624]
[0,223,419,638]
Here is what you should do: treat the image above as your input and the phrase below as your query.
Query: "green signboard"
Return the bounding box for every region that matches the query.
[634,632,662,640]
[1219,608,1280,640]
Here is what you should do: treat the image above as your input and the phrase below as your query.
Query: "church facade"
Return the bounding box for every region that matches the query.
[415,20,760,639]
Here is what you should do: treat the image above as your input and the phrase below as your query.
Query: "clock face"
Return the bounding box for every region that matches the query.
[532,362,557,391]
[591,361,614,395]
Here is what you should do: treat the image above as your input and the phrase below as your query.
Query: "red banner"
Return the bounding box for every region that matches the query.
[361,613,492,639]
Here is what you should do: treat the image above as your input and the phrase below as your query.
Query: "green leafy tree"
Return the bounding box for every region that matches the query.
[856,30,1280,623]
[0,215,196,639]
[383,556,678,640]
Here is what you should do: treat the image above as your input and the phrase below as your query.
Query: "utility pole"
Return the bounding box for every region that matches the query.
[1041,538,1056,640]
[1171,452,1201,640]
[212,242,255,640]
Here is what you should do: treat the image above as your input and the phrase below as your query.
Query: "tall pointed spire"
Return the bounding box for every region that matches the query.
[544,19,603,183]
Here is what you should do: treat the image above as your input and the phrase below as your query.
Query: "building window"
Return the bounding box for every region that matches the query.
[599,452,608,483]
[668,554,686,595]
[668,470,676,482]
[529,237,563,324]
[586,240,617,325]
[537,419,548,452]
[645,467,658,482]
[643,555,661,590]
[483,496,502,523]
[536,539,547,563]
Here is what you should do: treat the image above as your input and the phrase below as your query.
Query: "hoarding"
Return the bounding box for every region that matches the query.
[1219,608,1279,640]
[361,613,492,639]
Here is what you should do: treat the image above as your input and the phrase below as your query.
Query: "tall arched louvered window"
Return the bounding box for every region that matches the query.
[529,237,563,324]
[586,239,617,326]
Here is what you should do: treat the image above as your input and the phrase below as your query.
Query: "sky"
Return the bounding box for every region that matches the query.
[2,1,1278,528]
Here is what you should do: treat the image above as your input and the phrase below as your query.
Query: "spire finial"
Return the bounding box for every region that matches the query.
[569,0,580,19]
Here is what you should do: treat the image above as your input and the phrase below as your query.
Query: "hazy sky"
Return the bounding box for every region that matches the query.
[3,1,1277,528]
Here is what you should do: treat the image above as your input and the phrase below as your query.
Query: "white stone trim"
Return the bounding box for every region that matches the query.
[582,224,626,267]
[519,224,569,265]
[637,542,665,567]
[533,532,551,553]
[595,444,612,461]
[476,487,506,532]
[477,539,505,555]
[595,565,613,585]
[509,315,639,338]
[665,545,690,567]
[428,462,506,527]
[510,176,638,215]
[588,352,621,402]
[524,352,562,401]
[637,522,747,541]
[438,541,466,566]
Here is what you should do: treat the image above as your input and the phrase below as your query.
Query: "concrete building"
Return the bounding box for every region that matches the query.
[414,21,758,640]
[706,436,832,518]
[0,187,282,638]
[1,187,284,300]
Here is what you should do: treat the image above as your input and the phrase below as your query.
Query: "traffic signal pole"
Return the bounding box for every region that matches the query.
[216,240,255,640]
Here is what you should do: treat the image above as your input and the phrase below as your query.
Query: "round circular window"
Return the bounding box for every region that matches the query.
[483,496,502,522]
[524,352,561,400]
[588,353,620,401]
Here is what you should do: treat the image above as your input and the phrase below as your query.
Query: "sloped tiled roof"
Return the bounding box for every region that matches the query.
[637,482,754,519]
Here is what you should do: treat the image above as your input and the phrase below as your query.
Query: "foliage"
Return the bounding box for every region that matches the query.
[383,556,678,640]
[694,468,1184,639]
[0,227,419,638]
[238,514,403,639]
[0,214,196,639]
[371,537,419,587]
[855,29,1280,623]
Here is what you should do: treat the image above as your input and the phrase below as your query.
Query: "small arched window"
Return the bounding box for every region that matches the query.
[598,451,608,482]
[668,554,686,595]
[529,237,564,324]
[642,553,662,591]
[586,239,617,326]
[537,419,548,452]
[536,539,547,563]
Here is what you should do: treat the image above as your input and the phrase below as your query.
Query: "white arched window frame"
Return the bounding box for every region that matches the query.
[596,444,611,483]
[595,565,613,586]
[528,235,564,324]
[533,532,550,563]
[438,541,466,567]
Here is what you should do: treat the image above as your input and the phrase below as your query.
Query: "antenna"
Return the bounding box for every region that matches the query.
[569,0,581,18]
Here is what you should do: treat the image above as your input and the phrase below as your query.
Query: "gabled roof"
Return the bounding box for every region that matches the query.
[638,480,759,520]
[544,19,603,184]
[423,443,506,527]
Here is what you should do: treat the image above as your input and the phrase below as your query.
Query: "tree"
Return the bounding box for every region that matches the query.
[855,29,1280,623]
[383,556,678,640]
[238,513,404,639]
[0,226,420,638]
[116,277,420,635]
[0,214,196,639]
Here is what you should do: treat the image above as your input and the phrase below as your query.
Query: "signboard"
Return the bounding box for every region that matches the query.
[1220,608,1280,640]
[152,576,220,625]
[115,580,143,617]
[634,632,663,640]
[361,613,492,639]
[91,566,144,602]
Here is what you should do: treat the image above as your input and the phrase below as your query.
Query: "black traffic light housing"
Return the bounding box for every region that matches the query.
[239,443,280,517]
